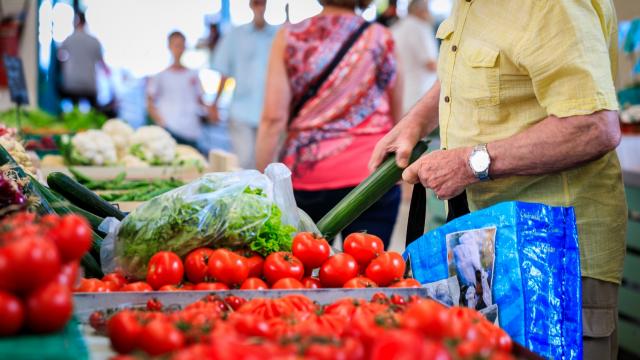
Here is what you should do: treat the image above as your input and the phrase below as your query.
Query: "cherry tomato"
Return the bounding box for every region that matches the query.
[263,252,304,285]
[120,282,153,292]
[5,236,61,294]
[108,310,142,354]
[194,282,229,291]
[365,251,406,286]
[390,294,406,305]
[235,249,264,278]
[208,249,249,287]
[301,277,322,289]
[343,232,384,269]
[74,278,110,292]
[319,253,359,288]
[89,311,107,333]
[55,262,80,289]
[240,277,269,290]
[102,272,127,290]
[292,232,330,271]
[49,215,92,262]
[390,278,421,288]
[401,300,449,338]
[147,298,163,311]
[146,251,184,290]
[25,282,73,333]
[343,276,377,288]
[0,291,24,336]
[0,248,12,291]
[271,277,304,289]
[225,295,247,311]
[184,248,214,284]
[138,319,185,356]
[181,283,195,290]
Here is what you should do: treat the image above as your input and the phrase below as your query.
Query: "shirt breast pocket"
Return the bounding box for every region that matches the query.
[460,43,500,107]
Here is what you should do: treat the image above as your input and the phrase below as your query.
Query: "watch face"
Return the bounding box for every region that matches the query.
[470,151,490,172]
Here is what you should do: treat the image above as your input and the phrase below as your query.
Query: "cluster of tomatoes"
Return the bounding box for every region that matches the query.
[94,293,514,360]
[75,232,418,292]
[0,212,92,336]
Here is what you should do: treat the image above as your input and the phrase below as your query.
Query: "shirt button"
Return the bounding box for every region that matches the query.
[444,96,450,103]
[452,45,458,52]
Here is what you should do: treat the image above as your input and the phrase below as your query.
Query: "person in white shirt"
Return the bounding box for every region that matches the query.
[147,31,213,147]
[391,0,438,114]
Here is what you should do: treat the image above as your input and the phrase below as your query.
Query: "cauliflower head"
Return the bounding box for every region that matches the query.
[71,130,118,166]
[174,145,207,169]
[102,118,134,158]
[128,126,176,165]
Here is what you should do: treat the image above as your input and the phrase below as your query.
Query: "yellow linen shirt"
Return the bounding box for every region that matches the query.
[437,0,627,283]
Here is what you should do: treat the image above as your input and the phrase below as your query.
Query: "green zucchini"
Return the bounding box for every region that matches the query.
[47,172,126,220]
[317,140,430,239]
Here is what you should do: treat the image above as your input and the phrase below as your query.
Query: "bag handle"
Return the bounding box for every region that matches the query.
[405,184,470,248]
[288,21,372,124]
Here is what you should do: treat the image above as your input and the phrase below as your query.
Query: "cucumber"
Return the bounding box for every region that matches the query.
[317,140,430,239]
[47,172,126,220]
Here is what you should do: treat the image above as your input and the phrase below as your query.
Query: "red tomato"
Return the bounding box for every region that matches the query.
[159,284,181,291]
[102,272,127,290]
[74,278,110,292]
[235,249,264,278]
[228,313,271,337]
[365,251,406,286]
[240,277,269,290]
[5,236,61,294]
[0,248,12,291]
[138,319,185,356]
[401,300,449,338]
[55,262,80,289]
[319,253,359,288]
[184,248,214,284]
[225,295,247,311]
[271,277,304,289]
[343,232,385,269]
[263,252,304,285]
[108,310,142,354]
[194,282,229,291]
[208,249,249,287]
[120,282,153,292]
[291,232,330,271]
[370,330,449,360]
[146,298,163,311]
[49,215,92,262]
[343,276,377,288]
[181,283,195,290]
[89,311,106,333]
[146,251,184,290]
[25,282,73,333]
[390,278,421,288]
[0,291,24,336]
[301,277,322,289]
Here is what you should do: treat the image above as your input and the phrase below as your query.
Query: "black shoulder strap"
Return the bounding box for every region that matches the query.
[289,21,372,124]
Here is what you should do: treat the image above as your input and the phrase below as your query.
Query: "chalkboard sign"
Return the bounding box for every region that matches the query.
[2,55,29,105]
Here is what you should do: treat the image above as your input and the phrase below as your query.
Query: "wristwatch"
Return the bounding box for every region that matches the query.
[468,144,491,181]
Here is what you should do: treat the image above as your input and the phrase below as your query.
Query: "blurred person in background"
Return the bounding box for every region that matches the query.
[211,0,277,169]
[147,31,213,148]
[58,12,109,109]
[197,20,222,68]
[392,0,438,114]
[376,0,399,27]
[255,0,403,248]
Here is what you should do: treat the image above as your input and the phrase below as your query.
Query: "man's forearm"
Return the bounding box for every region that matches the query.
[488,110,621,178]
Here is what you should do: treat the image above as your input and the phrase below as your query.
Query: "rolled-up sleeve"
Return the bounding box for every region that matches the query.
[516,0,619,117]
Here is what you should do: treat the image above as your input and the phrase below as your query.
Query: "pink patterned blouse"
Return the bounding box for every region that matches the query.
[282,14,397,191]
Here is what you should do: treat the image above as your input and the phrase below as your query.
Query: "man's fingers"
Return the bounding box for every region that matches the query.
[368,142,388,173]
[395,140,415,169]
[402,161,420,184]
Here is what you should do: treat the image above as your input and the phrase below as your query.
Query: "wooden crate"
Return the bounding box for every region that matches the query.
[620,172,640,356]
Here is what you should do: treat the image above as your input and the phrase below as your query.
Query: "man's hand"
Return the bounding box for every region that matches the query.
[402,147,477,200]
[368,122,423,171]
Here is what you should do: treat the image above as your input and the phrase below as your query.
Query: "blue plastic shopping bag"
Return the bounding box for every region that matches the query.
[404,201,582,360]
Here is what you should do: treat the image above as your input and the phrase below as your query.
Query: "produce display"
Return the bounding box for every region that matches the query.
[75,232,416,291]
[87,293,514,359]
[69,168,184,202]
[60,120,207,168]
[0,212,92,336]
[0,126,36,175]
[0,107,106,135]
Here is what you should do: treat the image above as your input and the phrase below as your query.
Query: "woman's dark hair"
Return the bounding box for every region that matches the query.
[318,0,375,10]
[168,31,186,41]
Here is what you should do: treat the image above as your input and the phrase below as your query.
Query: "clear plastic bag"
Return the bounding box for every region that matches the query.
[101,164,314,279]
